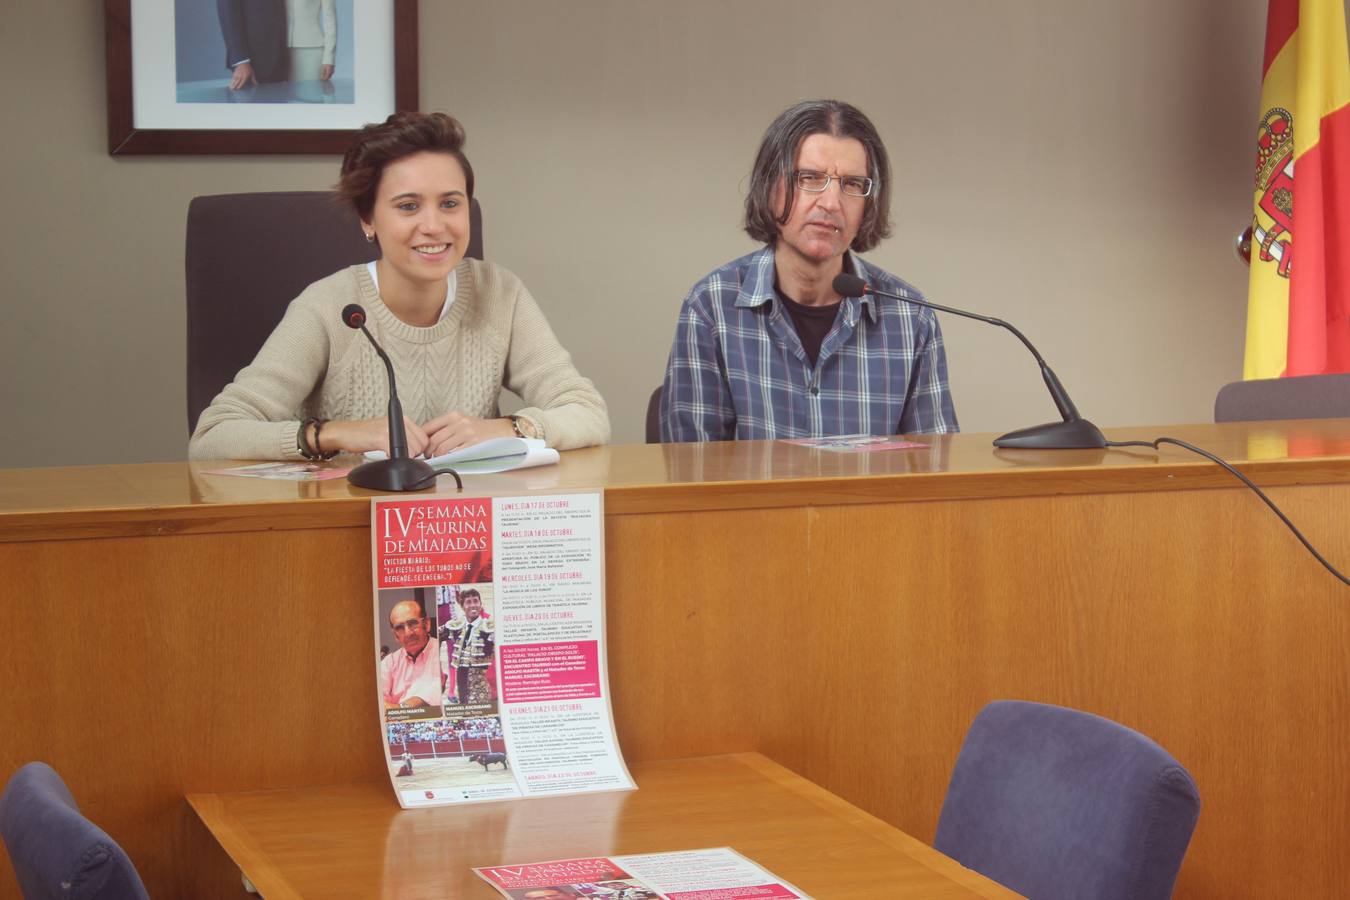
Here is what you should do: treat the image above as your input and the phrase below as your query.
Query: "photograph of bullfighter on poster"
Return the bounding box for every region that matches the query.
[437,583,499,718]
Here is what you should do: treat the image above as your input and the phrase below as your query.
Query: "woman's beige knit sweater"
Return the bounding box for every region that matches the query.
[189,259,609,460]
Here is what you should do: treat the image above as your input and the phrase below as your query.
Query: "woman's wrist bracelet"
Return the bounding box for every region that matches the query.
[297,417,338,461]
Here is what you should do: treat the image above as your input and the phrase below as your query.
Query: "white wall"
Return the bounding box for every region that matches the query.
[0,1,1295,466]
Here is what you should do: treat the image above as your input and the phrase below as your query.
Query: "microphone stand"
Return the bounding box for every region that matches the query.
[342,305,462,491]
[835,276,1106,449]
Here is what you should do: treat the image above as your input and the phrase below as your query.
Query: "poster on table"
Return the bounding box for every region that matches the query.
[371,491,633,808]
[474,848,810,899]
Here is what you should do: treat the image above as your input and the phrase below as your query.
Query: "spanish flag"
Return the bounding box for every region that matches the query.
[1242,0,1350,379]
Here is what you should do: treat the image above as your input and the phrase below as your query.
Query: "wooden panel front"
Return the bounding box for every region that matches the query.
[604,484,1349,899]
[0,527,382,897]
[0,428,1347,898]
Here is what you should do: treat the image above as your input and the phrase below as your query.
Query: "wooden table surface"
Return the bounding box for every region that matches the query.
[187,753,1019,899]
[5,420,1350,541]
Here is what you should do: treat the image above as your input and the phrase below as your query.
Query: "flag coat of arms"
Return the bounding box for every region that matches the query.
[1243,0,1350,379]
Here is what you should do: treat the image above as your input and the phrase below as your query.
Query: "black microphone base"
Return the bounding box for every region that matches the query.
[347,456,439,492]
[993,418,1107,450]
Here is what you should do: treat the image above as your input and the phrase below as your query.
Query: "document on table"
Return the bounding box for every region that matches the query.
[366,436,559,474]
[475,848,810,899]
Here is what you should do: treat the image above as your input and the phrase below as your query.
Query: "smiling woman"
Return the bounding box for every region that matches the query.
[188,112,610,462]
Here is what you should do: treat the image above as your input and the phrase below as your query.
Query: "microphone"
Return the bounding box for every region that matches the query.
[342,303,409,458]
[340,303,442,491]
[832,273,1106,449]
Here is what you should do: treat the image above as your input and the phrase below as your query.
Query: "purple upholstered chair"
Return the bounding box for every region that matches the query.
[0,762,148,899]
[935,701,1200,900]
[645,386,663,443]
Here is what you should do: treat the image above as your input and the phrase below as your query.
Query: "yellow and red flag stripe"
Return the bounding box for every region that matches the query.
[1243,0,1350,378]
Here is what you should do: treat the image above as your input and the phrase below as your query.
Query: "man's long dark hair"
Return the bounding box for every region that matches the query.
[743,99,893,252]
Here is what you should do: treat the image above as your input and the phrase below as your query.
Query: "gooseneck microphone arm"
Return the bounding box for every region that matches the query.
[831,273,1104,449]
[339,304,461,492]
[342,304,409,459]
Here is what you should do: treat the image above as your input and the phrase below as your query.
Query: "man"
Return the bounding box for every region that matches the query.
[439,588,495,707]
[379,598,442,709]
[661,100,958,441]
[216,0,288,88]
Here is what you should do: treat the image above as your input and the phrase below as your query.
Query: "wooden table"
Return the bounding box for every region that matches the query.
[187,754,1018,899]
[2,421,1348,898]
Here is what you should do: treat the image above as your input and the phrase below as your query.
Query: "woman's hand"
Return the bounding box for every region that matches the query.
[319,418,430,457]
[422,412,515,459]
[320,64,334,81]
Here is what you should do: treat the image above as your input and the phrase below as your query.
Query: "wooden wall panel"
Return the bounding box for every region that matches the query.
[604,507,810,763]
[0,528,380,899]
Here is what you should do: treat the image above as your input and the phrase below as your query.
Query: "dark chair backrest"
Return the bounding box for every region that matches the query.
[185,191,484,433]
[1214,373,1350,422]
[645,386,662,443]
[0,762,149,899]
[934,700,1200,900]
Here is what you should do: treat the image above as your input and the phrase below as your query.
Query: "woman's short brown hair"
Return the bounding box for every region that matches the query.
[337,111,475,222]
[743,100,893,253]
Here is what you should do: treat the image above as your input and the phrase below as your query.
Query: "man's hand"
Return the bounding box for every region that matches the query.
[320,64,334,81]
[229,62,257,90]
[422,412,515,459]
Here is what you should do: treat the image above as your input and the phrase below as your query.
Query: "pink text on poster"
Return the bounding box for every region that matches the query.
[667,888,801,899]
[499,641,602,704]
[479,857,630,889]
[377,498,493,588]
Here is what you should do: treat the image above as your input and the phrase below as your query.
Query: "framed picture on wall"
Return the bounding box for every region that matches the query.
[105,0,418,155]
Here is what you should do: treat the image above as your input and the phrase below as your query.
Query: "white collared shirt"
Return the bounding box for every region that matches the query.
[366,261,456,324]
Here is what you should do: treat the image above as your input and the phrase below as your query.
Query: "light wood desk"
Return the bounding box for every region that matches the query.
[187,754,1018,899]
[1,421,1348,898]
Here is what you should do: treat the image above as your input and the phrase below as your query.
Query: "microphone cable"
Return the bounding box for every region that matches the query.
[1104,436,1349,587]
[406,466,463,491]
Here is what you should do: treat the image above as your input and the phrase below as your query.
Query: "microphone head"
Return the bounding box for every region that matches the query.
[341,304,367,329]
[832,273,870,298]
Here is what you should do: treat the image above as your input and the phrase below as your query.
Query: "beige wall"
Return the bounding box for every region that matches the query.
[0,1,1296,467]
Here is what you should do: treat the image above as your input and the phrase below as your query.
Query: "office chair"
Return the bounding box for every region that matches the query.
[185,191,484,434]
[645,386,662,443]
[1214,373,1350,422]
[0,762,149,899]
[934,700,1200,900]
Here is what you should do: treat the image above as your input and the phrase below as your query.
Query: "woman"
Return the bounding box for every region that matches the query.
[189,112,610,461]
[285,0,336,83]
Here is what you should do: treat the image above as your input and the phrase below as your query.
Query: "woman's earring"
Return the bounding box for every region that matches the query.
[364,231,376,243]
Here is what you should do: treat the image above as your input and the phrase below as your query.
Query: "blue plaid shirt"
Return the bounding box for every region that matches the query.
[660,246,958,441]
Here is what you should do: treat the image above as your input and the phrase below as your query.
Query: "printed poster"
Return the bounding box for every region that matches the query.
[371,491,633,808]
[474,848,810,899]
[780,434,925,453]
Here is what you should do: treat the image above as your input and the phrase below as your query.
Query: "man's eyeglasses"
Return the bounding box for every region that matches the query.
[794,170,874,198]
[392,617,425,634]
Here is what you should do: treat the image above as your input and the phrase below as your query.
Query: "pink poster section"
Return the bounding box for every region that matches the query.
[475,848,809,899]
[372,491,632,808]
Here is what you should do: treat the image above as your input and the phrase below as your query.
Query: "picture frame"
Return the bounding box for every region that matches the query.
[105,0,419,155]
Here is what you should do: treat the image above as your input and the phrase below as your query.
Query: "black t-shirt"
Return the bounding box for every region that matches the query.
[775,258,856,368]
[778,291,840,369]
